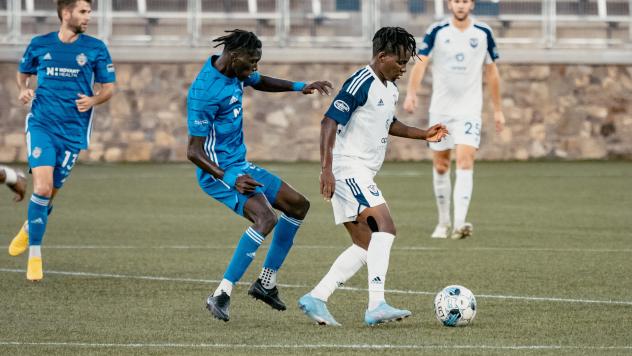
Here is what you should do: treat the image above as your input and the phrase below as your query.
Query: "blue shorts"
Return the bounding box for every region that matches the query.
[197,162,283,216]
[26,125,81,189]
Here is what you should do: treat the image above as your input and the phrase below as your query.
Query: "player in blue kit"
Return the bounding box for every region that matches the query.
[8,0,116,281]
[187,30,332,322]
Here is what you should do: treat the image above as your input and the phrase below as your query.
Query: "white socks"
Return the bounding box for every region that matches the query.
[259,267,277,289]
[454,169,473,228]
[213,278,233,297]
[29,245,41,258]
[1,166,18,185]
[367,232,395,310]
[432,168,451,226]
[310,244,367,302]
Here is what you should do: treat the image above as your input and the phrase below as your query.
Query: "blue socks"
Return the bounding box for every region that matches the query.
[223,227,265,283]
[28,193,50,246]
[263,214,302,270]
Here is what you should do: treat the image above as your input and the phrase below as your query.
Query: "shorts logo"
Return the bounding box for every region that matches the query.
[76,53,87,66]
[32,147,42,159]
[367,184,380,196]
[469,38,479,48]
[334,100,350,113]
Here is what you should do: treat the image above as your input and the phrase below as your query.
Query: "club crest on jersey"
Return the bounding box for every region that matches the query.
[76,53,87,66]
[32,147,42,159]
[456,53,465,62]
[367,184,380,197]
[334,99,350,113]
[469,38,479,48]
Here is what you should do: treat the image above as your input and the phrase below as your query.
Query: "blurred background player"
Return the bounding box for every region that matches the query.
[8,0,116,281]
[187,29,332,322]
[404,0,505,240]
[0,166,27,202]
[298,27,448,326]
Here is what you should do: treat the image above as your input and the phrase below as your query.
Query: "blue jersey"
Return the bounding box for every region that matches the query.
[19,32,116,149]
[187,55,261,172]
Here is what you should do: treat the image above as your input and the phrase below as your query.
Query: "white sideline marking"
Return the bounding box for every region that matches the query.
[0,341,630,350]
[3,245,630,253]
[1,268,631,306]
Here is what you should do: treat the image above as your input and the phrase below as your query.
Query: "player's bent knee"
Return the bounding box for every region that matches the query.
[254,211,278,235]
[434,164,450,175]
[32,183,53,198]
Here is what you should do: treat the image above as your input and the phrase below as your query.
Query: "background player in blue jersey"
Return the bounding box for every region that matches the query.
[187,30,332,322]
[8,0,116,281]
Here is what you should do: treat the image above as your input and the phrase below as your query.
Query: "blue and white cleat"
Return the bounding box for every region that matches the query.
[364,302,412,326]
[298,294,341,326]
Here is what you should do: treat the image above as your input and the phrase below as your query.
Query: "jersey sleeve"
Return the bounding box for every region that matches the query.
[187,96,220,137]
[475,24,500,64]
[18,42,38,74]
[94,43,116,83]
[418,23,442,56]
[243,71,261,87]
[324,70,372,125]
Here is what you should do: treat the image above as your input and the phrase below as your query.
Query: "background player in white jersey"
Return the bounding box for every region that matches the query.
[298,27,448,326]
[403,0,505,239]
[0,166,26,202]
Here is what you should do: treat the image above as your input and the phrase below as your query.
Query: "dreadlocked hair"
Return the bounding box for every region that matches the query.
[372,27,418,60]
[212,29,262,54]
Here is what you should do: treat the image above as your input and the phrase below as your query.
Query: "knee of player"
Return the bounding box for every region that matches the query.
[456,159,475,170]
[293,196,310,220]
[434,164,450,175]
[255,212,278,235]
[32,183,53,198]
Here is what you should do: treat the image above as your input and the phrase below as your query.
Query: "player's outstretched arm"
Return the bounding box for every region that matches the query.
[319,117,338,201]
[187,136,262,194]
[403,55,429,113]
[389,119,448,142]
[16,72,34,105]
[252,76,332,95]
[76,82,115,112]
[485,62,505,133]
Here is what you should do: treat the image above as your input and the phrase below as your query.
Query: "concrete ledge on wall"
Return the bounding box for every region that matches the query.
[1,46,631,65]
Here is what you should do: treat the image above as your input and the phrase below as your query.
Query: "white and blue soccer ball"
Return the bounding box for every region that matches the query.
[433,285,477,326]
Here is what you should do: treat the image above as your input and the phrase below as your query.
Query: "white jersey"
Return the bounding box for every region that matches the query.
[419,18,499,118]
[324,65,398,178]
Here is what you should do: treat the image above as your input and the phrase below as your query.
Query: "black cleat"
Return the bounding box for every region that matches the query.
[206,291,230,322]
[248,279,287,311]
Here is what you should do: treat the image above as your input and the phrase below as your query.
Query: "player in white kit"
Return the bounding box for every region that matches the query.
[404,0,505,239]
[298,27,448,326]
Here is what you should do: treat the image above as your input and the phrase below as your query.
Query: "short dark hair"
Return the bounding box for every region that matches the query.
[212,29,262,55]
[56,0,91,21]
[372,27,417,59]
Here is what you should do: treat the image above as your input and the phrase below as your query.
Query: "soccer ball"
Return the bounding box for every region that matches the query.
[433,285,477,326]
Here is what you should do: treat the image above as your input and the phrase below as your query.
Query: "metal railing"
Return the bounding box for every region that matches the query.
[0,0,630,48]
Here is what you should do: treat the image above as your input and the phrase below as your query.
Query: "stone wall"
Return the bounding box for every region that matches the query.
[1,61,631,163]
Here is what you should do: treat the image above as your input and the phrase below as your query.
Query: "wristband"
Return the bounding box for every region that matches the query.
[2,166,18,185]
[292,82,307,92]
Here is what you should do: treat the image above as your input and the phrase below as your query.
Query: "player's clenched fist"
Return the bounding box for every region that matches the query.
[319,169,335,201]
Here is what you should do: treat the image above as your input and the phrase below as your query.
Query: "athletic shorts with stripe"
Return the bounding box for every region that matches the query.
[197,162,282,217]
[331,175,386,225]
[26,125,82,190]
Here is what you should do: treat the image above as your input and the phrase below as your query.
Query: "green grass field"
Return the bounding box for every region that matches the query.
[1,161,631,355]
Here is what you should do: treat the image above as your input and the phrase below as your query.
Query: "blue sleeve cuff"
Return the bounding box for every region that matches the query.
[292,82,307,92]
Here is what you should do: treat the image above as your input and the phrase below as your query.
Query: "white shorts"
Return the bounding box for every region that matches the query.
[331,175,386,225]
[428,114,481,151]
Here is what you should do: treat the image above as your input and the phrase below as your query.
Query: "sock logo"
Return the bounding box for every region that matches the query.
[246,252,256,259]
[370,276,383,284]
[30,218,44,225]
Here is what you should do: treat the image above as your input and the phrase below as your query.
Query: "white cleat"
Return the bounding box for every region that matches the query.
[451,223,473,240]
[431,224,451,239]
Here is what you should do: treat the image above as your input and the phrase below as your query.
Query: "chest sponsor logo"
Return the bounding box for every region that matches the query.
[46,67,80,78]
[469,38,479,48]
[334,99,350,113]
[367,185,380,196]
[76,53,87,66]
[43,52,52,61]
[194,120,209,126]
[377,98,384,107]
[233,108,241,118]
